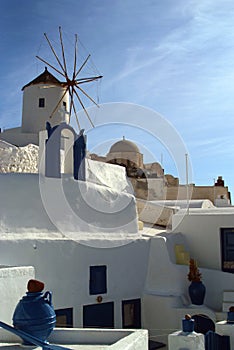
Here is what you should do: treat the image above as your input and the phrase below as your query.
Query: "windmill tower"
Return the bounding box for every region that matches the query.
[21,67,70,134]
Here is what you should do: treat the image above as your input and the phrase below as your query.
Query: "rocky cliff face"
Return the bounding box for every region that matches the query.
[0,141,38,173]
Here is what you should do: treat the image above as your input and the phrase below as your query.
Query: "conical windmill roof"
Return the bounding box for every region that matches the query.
[22,67,64,90]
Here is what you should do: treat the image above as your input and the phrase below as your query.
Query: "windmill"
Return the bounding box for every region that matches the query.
[36,27,102,130]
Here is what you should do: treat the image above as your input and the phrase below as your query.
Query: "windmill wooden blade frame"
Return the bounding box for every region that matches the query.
[36,27,102,130]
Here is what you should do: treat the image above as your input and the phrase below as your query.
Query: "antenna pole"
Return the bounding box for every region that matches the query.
[161,153,163,166]
[185,153,189,214]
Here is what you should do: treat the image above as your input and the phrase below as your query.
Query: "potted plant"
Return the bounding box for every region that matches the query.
[187,258,206,305]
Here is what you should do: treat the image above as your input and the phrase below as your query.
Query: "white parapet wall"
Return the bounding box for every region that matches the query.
[0,327,148,350]
[0,173,138,235]
[86,158,133,194]
[50,328,148,349]
[0,265,35,324]
[136,199,178,227]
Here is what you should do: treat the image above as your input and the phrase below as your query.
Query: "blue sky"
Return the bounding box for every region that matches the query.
[1,0,234,199]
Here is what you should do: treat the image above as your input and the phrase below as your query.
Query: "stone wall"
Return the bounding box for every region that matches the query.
[106,151,143,168]
[165,185,230,204]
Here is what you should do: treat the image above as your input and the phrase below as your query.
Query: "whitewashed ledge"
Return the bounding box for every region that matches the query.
[0,328,148,350]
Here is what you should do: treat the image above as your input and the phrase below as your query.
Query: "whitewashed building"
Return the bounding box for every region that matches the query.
[1,148,234,348]
[1,69,234,350]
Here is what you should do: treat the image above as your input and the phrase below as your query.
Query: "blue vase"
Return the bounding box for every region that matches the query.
[13,291,56,345]
[182,318,194,333]
[189,281,206,305]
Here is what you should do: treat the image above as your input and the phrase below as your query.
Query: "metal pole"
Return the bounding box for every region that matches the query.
[213,178,216,205]
[185,153,189,214]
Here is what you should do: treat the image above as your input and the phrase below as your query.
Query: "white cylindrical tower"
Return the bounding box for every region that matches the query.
[21,68,69,133]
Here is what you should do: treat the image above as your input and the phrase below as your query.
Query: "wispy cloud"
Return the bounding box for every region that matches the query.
[1,0,234,196]
[104,0,234,104]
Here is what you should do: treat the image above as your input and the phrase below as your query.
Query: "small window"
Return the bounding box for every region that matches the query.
[63,101,67,108]
[39,98,45,108]
[55,308,73,327]
[89,265,107,295]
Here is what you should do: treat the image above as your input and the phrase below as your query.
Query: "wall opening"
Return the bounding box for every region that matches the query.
[83,302,114,328]
[221,228,234,273]
[192,314,215,334]
[39,98,45,108]
[55,308,73,327]
[122,298,141,328]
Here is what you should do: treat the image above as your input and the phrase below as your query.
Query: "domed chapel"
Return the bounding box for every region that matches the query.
[106,137,144,169]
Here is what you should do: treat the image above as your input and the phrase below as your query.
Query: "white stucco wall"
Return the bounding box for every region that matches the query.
[172,208,234,270]
[0,237,150,328]
[144,236,187,295]
[142,294,183,342]
[0,173,138,234]
[0,328,148,350]
[141,235,189,342]
[199,267,234,310]
[50,328,148,349]
[86,159,133,194]
[2,170,234,336]
[0,266,35,324]
[141,232,227,340]
[140,223,234,330]
[137,199,177,227]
